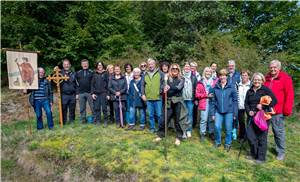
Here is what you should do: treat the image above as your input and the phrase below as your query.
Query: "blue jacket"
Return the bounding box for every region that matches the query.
[228,71,240,86]
[28,78,53,106]
[128,78,146,108]
[210,82,238,117]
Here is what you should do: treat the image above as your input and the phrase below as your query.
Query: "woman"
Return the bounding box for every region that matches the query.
[155,63,185,145]
[108,65,127,128]
[124,63,134,125]
[210,69,238,151]
[106,64,114,123]
[127,68,146,130]
[245,73,277,164]
[196,67,217,142]
[160,61,170,77]
[182,62,197,138]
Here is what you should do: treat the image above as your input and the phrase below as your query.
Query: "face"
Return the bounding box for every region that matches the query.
[114,66,121,75]
[241,72,249,83]
[184,64,191,73]
[38,68,45,78]
[97,63,104,71]
[140,63,147,71]
[81,61,89,70]
[125,65,132,73]
[63,61,71,71]
[269,63,280,77]
[162,65,169,73]
[228,63,235,73]
[148,62,155,71]
[219,74,227,83]
[211,63,217,72]
[171,65,179,77]
[190,65,197,73]
[108,66,114,74]
[205,69,212,78]
[252,75,263,88]
[133,71,141,79]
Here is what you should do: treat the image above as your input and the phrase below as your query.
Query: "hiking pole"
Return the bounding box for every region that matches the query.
[163,74,168,160]
[119,96,124,128]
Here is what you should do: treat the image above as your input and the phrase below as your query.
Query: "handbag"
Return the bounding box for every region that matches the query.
[254,110,268,131]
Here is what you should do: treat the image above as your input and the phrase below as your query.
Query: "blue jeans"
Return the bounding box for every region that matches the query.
[129,107,146,126]
[200,101,209,135]
[215,112,233,145]
[125,97,130,124]
[147,100,162,130]
[34,99,54,130]
[184,100,194,132]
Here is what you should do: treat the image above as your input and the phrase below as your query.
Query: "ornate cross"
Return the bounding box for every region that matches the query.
[47,66,69,127]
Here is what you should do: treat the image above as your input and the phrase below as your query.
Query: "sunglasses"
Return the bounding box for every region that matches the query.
[171,67,179,70]
[140,64,147,67]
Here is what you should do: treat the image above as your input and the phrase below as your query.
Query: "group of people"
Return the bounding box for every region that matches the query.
[27,58,294,164]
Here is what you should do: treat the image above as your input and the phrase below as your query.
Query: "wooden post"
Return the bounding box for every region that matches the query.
[46,66,69,127]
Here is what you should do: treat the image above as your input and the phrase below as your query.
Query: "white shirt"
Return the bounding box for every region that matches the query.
[238,80,251,109]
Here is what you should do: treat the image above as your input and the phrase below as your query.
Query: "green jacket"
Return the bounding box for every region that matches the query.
[144,69,163,100]
[167,96,189,133]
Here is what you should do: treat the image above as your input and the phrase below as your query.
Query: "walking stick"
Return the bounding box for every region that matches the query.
[119,96,124,128]
[163,75,168,160]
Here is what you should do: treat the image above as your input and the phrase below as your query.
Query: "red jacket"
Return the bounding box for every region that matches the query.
[195,81,207,110]
[264,71,294,116]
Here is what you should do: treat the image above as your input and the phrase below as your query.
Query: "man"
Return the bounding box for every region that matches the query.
[25,67,54,130]
[210,62,218,79]
[227,60,241,85]
[60,59,77,125]
[76,59,94,123]
[264,60,294,161]
[139,62,147,78]
[91,61,109,127]
[144,58,163,133]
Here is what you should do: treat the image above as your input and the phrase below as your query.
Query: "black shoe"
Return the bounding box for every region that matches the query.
[209,133,215,141]
[255,160,265,164]
[126,125,135,130]
[224,145,231,152]
[214,144,221,148]
[139,126,145,131]
[200,134,206,142]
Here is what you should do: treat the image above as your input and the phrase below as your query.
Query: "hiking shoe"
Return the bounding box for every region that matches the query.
[175,138,181,146]
[276,154,285,161]
[255,160,265,164]
[214,144,221,148]
[187,131,192,138]
[209,133,215,141]
[149,129,156,133]
[139,126,145,131]
[154,137,162,142]
[126,125,135,131]
[224,145,231,152]
[182,132,187,139]
[200,134,206,142]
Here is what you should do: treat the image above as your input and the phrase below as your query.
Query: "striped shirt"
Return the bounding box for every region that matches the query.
[34,79,47,100]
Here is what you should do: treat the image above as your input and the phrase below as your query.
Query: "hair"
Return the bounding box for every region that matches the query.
[270,59,282,70]
[22,57,29,62]
[168,63,182,79]
[160,61,170,70]
[241,69,250,76]
[63,59,70,64]
[95,61,106,70]
[210,62,217,67]
[124,63,133,71]
[228,60,235,66]
[133,67,141,74]
[190,61,198,67]
[218,68,228,76]
[147,58,156,64]
[81,59,88,63]
[202,67,212,78]
[106,64,114,71]
[252,72,265,83]
[38,67,44,72]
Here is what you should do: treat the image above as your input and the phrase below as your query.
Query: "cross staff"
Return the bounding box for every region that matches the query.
[47,66,69,127]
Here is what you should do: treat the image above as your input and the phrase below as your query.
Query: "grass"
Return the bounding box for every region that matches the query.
[1,115,300,181]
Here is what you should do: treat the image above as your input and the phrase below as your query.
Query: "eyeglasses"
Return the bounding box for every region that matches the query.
[140,64,147,67]
[171,67,179,70]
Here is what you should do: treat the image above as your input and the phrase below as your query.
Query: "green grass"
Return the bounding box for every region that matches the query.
[2,115,300,181]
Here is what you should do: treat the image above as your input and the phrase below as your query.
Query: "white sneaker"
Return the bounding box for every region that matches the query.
[154,137,162,142]
[175,138,181,146]
[182,132,187,139]
[187,131,192,138]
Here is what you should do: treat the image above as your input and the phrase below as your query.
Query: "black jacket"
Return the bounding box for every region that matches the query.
[75,69,93,94]
[108,75,128,101]
[244,85,277,116]
[91,71,109,95]
[60,69,77,95]
[167,77,185,98]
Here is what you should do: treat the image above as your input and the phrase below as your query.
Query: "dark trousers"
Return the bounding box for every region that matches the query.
[62,94,76,124]
[113,100,126,126]
[93,93,108,124]
[158,102,183,139]
[192,102,198,128]
[238,109,247,139]
[247,120,268,161]
[108,100,114,122]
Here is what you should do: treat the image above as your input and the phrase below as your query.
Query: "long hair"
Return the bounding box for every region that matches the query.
[168,63,182,80]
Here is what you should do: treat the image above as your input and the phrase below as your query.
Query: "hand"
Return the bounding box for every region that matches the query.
[50,103,53,112]
[92,94,97,100]
[212,116,215,121]
[116,92,121,96]
[249,111,255,116]
[106,96,110,100]
[141,95,147,101]
[164,85,170,93]
[76,95,79,100]
[256,104,262,110]
[234,116,236,120]
[194,100,198,105]
[208,93,214,98]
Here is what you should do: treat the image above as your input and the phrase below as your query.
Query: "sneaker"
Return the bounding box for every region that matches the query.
[154,137,162,142]
[187,131,192,138]
[126,125,135,131]
[150,129,156,133]
[175,138,181,146]
[182,132,187,139]
[139,126,145,131]
[276,154,285,161]
[255,160,265,164]
[224,145,231,152]
[214,143,221,148]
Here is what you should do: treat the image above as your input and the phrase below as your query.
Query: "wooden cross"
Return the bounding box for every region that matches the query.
[47,66,69,127]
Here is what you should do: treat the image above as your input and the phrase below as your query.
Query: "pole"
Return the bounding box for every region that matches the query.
[119,96,124,128]
[163,74,168,160]
[57,83,63,127]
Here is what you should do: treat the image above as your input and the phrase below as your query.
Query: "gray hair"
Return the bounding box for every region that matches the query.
[228,59,236,66]
[133,67,141,74]
[270,60,282,70]
[252,72,265,83]
[38,67,44,72]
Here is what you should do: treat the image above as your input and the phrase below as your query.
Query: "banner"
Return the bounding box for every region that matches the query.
[6,50,38,89]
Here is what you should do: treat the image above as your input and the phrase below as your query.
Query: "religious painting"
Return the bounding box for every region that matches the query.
[6,50,38,89]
